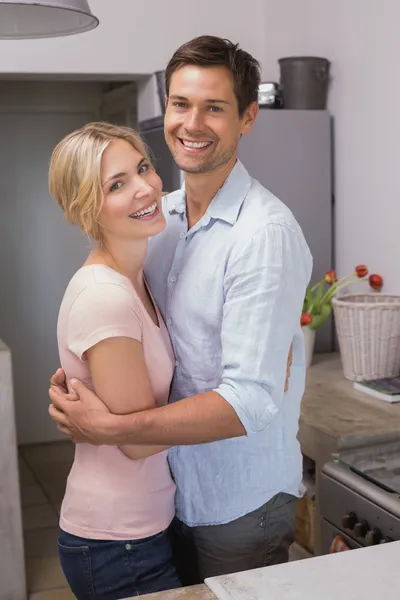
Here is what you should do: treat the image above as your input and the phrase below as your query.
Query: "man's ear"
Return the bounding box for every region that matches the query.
[240,101,259,136]
[164,94,168,110]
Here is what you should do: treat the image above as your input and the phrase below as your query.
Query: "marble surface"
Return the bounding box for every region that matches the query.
[300,353,400,454]
[133,584,215,600]
[0,340,26,599]
[205,541,400,600]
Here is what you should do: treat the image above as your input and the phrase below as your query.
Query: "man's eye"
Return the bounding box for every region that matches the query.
[209,106,222,113]
[173,102,187,109]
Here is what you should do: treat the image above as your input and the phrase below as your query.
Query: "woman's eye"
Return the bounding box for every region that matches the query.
[138,163,150,175]
[110,181,122,192]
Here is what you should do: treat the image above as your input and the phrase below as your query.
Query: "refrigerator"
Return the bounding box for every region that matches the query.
[139,110,333,352]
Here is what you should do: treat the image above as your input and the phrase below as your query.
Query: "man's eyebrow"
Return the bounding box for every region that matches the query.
[169,95,231,105]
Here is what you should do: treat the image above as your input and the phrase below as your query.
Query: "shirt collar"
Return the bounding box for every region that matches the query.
[168,160,252,225]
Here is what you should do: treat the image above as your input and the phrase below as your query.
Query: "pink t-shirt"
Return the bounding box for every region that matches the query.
[57,264,176,541]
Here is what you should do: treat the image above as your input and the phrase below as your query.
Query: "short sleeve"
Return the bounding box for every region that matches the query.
[67,283,142,360]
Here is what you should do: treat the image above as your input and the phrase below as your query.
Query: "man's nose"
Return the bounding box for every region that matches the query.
[183,108,204,134]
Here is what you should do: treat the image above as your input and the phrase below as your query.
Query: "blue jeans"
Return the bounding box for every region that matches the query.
[58,528,181,599]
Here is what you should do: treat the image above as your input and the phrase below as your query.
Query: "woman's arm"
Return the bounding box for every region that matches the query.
[86,336,171,459]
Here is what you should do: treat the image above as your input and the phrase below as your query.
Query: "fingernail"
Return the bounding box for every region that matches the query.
[71,378,77,384]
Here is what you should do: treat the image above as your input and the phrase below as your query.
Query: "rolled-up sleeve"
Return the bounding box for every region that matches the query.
[214,222,312,434]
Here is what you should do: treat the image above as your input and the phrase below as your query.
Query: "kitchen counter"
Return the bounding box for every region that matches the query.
[0,340,25,600]
[205,541,400,599]
[134,584,215,600]
[299,352,400,553]
[137,541,400,600]
[300,352,400,456]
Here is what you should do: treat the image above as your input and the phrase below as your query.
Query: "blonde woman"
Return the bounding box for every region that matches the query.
[49,122,180,599]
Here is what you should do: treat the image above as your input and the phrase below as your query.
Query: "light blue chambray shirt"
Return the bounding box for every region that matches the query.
[144,160,313,527]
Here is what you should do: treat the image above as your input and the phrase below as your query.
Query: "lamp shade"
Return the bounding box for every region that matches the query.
[0,0,99,39]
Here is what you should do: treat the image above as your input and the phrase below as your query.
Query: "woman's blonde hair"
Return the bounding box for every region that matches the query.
[49,121,151,240]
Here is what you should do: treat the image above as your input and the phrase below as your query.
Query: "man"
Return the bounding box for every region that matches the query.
[49,35,312,584]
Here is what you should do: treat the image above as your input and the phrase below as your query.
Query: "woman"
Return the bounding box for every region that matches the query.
[49,122,180,599]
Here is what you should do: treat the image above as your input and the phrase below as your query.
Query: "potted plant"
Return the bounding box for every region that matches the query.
[301,265,383,367]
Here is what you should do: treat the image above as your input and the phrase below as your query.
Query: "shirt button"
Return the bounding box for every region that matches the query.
[175,360,179,367]
[170,276,177,283]
[180,232,185,239]
[167,318,172,326]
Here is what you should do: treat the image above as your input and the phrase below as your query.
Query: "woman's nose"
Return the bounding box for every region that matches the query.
[134,179,153,199]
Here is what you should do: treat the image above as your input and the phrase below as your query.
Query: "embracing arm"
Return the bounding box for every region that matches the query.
[50,224,310,446]
[91,223,311,446]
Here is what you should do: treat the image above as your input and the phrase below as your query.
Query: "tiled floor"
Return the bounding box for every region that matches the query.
[19,440,76,600]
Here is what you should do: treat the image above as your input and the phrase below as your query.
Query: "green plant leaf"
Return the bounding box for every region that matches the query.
[315,280,324,303]
[309,303,332,330]
[303,285,313,312]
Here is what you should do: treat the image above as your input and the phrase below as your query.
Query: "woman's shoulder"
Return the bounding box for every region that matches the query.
[62,265,139,316]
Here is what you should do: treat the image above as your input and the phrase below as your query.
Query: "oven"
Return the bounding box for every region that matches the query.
[320,442,400,554]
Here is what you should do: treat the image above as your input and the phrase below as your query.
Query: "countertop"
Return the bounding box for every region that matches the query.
[205,541,400,599]
[135,584,215,600]
[299,352,400,459]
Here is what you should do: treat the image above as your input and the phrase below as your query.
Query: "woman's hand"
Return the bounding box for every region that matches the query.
[284,344,293,392]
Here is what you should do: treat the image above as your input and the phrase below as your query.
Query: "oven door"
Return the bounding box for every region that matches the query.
[320,519,363,554]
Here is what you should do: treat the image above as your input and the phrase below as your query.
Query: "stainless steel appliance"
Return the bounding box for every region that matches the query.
[320,441,400,553]
[139,110,333,352]
[258,82,281,108]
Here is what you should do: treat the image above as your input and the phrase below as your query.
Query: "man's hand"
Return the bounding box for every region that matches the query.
[284,344,293,392]
[50,368,69,395]
[49,378,117,445]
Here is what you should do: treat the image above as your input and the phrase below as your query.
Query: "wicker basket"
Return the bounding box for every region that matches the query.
[332,294,400,381]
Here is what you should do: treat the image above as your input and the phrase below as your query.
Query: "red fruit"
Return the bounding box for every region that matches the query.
[369,274,383,291]
[301,312,313,326]
[355,264,368,278]
[324,270,337,285]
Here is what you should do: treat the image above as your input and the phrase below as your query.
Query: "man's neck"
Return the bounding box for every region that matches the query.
[184,157,237,229]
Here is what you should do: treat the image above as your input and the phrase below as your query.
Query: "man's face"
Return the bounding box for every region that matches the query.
[164,65,257,175]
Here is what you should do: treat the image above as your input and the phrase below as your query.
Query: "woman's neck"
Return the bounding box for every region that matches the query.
[86,236,148,286]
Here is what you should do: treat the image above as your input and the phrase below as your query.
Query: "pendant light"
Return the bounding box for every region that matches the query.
[0,1,99,39]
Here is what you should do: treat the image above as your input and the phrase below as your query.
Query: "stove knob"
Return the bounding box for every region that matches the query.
[354,520,369,538]
[365,528,382,546]
[342,512,357,530]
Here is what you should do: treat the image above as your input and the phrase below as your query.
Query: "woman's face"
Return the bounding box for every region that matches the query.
[99,138,165,242]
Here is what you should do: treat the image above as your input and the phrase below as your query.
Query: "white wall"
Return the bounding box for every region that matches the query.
[262,0,399,292]
[0,82,102,444]
[0,0,265,77]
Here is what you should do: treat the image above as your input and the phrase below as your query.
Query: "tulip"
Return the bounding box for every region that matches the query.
[301,312,313,326]
[324,270,337,285]
[355,265,368,278]
[369,274,383,291]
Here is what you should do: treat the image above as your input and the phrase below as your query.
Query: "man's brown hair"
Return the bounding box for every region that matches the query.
[165,35,261,117]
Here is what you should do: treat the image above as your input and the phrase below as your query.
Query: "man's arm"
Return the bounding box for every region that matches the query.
[49,222,311,446]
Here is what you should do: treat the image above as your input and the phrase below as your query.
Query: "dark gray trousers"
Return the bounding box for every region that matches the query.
[172,492,297,585]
